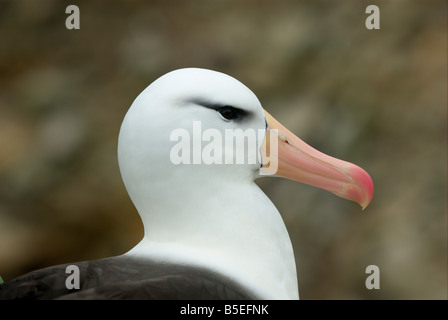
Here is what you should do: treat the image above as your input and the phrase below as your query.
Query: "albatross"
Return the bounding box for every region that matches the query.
[0,68,373,300]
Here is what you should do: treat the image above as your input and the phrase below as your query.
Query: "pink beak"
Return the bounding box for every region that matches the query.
[260,111,374,209]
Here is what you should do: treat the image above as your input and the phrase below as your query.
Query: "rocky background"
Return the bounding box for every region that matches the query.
[0,1,446,299]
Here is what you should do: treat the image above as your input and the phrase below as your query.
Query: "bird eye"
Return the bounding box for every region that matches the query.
[217,106,238,121]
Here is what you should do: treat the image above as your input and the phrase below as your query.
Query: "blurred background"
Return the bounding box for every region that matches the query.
[0,0,446,299]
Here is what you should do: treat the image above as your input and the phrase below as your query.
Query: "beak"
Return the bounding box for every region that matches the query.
[260,111,374,209]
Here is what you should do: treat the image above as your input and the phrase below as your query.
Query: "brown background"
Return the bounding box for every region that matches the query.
[0,0,446,299]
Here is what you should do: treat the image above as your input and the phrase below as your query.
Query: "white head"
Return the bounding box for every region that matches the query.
[118,68,266,198]
[118,68,373,299]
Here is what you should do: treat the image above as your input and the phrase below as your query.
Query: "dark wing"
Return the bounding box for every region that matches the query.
[0,256,257,300]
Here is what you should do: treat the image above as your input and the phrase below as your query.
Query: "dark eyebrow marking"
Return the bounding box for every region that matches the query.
[188,98,250,121]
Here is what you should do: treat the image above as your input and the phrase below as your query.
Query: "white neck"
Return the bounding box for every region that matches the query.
[124,171,299,300]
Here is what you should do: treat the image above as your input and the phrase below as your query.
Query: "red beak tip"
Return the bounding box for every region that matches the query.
[357,170,374,210]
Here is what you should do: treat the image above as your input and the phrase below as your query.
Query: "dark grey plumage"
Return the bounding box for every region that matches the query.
[0,256,257,300]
